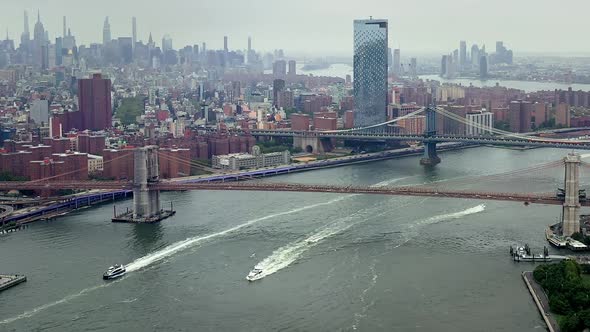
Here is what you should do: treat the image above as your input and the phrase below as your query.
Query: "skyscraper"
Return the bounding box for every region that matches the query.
[78,73,112,131]
[393,48,401,75]
[410,57,417,77]
[162,35,173,52]
[103,17,111,45]
[353,18,388,127]
[33,11,46,68]
[63,16,67,38]
[459,41,467,69]
[20,11,30,53]
[471,44,480,67]
[224,36,228,52]
[479,55,488,79]
[247,36,252,64]
[288,60,296,76]
[132,17,137,51]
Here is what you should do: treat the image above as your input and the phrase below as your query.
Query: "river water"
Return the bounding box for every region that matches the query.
[1,147,587,331]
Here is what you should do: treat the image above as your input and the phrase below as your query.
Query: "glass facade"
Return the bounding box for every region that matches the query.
[353,19,388,127]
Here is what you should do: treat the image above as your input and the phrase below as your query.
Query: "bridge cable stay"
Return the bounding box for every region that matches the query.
[157,153,215,175]
[406,160,564,190]
[434,107,590,143]
[320,107,426,134]
[24,152,134,184]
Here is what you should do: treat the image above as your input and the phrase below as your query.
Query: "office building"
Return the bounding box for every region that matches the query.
[479,55,488,78]
[273,60,287,76]
[353,18,388,127]
[288,60,296,76]
[393,49,400,75]
[103,17,111,45]
[459,41,467,69]
[30,99,49,125]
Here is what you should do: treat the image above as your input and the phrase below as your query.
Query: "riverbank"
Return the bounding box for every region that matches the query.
[522,271,560,332]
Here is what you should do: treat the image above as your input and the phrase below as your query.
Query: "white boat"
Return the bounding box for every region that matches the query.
[246,266,263,281]
[103,264,126,280]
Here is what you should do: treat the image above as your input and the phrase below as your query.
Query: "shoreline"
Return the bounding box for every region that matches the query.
[522,271,560,332]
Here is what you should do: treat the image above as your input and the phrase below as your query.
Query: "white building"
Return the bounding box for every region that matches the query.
[466,110,494,136]
[212,146,291,171]
[30,99,49,125]
[87,154,104,174]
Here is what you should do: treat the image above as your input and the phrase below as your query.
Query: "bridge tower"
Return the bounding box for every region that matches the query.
[562,153,581,236]
[133,146,161,221]
[420,104,441,166]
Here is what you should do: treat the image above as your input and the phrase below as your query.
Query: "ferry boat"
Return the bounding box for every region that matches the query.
[103,264,126,280]
[246,266,263,281]
[566,238,588,251]
[546,228,567,248]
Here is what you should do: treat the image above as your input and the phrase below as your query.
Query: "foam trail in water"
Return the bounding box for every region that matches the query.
[0,196,349,325]
[249,214,362,281]
[413,204,485,227]
[126,196,349,272]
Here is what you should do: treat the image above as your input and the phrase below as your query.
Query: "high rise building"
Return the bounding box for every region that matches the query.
[102,17,111,45]
[410,57,417,77]
[273,60,287,76]
[288,60,296,76]
[441,55,448,76]
[224,36,228,52]
[63,16,67,38]
[273,79,285,107]
[459,41,467,69]
[509,101,533,133]
[479,55,488,79]
[162,34,173,52]
[78,73,112,131]
[21,11,30,52]
[132,17,137,52]
[33,11,46,68]
[353,18,388,127]
[471,44,480,67]
[393,48,401,76]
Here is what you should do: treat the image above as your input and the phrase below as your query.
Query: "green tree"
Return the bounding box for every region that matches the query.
[116,97,145,125]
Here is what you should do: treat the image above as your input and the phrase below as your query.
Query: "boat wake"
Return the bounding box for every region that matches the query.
[247,213,364,281]
[125,196,349,272]
[0,196,350,325]
[412,204,485,228]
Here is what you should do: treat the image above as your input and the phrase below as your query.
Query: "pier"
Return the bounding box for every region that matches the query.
[0,274,27,292]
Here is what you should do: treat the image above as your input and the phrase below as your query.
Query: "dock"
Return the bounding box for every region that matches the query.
[112,210,176,223]
[0,274,27,292]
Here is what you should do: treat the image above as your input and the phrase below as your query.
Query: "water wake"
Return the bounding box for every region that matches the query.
[126,196,349,271]
[248,213,363,281]
[0,196,350,325]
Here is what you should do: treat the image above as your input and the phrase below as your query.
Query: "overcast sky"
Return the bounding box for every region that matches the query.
[2,0,589,57]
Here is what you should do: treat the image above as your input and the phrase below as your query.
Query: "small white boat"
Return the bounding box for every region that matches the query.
[246,267,263,281]
[103,264,126,280]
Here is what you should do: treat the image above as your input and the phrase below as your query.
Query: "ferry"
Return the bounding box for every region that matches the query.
[246,266,263,281]
[103,264,126,280]
[546,228,567,248]
[566,238,588,251]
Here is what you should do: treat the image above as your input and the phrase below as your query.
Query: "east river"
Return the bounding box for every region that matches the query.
[1,147,589,331]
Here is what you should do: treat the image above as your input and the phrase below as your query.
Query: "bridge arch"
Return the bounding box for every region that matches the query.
[305,145,313,153]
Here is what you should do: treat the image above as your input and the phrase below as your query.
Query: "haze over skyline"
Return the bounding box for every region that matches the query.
[2,0,589,57]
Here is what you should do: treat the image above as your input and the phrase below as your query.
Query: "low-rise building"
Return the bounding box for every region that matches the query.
[212,146,290,171]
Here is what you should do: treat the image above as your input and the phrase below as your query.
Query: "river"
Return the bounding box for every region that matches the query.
[279,63,590,92]
[0,147,586,331]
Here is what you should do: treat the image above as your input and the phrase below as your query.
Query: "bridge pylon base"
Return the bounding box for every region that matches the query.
[420,156,441,166]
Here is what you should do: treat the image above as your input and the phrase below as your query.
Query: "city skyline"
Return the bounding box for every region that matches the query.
[2,0,590,56]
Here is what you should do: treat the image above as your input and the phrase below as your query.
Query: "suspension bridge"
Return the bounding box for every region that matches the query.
[249,104,590,165]
[0,145,588,237]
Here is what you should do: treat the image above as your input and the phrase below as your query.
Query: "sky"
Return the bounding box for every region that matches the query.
[2,0,589,57]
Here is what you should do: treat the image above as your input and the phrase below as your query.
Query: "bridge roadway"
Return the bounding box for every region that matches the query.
[249,130,590,150]
[0,180,577,206]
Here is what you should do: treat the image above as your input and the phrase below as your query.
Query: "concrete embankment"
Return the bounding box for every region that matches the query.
[522,271,560,332]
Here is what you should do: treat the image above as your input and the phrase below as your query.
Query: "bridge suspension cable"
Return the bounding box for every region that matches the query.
[320,107,426,133]
[435,107,590,143]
